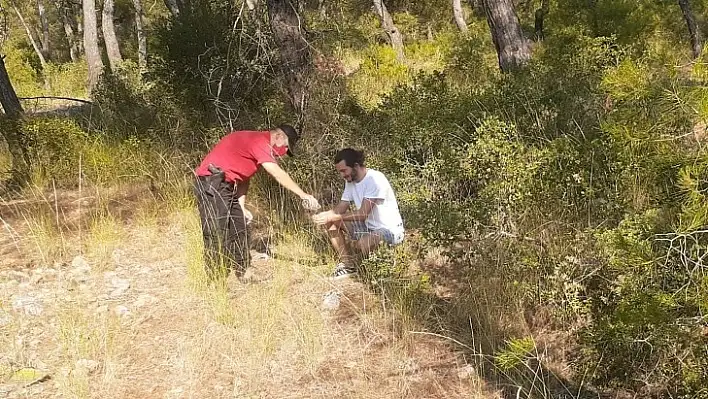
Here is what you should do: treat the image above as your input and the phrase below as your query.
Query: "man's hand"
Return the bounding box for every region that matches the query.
[301,194,321,211]
[312,210,337,226]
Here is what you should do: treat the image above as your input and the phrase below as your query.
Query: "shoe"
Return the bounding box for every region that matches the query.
[330,263,356,280]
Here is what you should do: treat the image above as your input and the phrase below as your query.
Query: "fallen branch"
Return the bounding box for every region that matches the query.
[19,96,93,104]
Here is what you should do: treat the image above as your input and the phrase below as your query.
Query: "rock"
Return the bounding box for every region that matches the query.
[397,358,418,374]
[168,387,184,398]
[11,295,43,316]
[457,364,477,379]
[0,310,12,327]
[69,258,91,284]
[8,271,30,282]
[133,294,157,308]
[114,305,130,317]
[109,277,130,298]
[71,256,90,271]
[111,249,124,265]
[72,359,99,377]
[4,280,19,290]
[95,305,109,314]
[29,273,44,285]
[321,290,341,311]
[252,252,270,261]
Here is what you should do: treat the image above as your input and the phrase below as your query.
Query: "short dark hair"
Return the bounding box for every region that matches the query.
[334,148,365,167]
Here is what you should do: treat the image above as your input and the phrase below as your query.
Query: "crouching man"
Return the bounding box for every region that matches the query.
[312,148,404,279]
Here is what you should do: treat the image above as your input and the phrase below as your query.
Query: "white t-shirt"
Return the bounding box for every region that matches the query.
[341,169,404,233]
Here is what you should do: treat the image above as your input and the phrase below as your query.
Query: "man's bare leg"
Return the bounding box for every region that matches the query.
[356,233,383,256]
[326,220,355,269]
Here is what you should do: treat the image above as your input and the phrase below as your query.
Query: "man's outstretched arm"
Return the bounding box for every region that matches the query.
[261,162,319,208]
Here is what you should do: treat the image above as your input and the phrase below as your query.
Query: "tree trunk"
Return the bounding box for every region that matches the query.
[372,0,405,61]
[0,56,23,118]
[83,0,103,94]
[163,0,180,17]
[54,0,79,61]
[453,0,468,33]
[482,0,531,72]
[133,0,147,69]
[0,55,30,189]
[102,0,123,72]
[266,0,311,116]
[534,0,549,41]
[37,0,51,60]
[10,2,48,68]
[678,0,703,59]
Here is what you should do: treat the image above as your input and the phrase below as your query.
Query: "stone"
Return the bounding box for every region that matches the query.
[73,359,99,377]
[321,290,341,311]
[0,310,12,327]
[11,295,43,316]
[114,305,130,317]
[70,256,90,272]
[134,294,157,308]
[109,277,130,298]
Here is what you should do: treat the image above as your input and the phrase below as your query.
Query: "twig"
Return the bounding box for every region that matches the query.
[19,96,93,104]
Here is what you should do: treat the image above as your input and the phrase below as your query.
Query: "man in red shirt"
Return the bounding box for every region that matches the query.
[193,124,320,281]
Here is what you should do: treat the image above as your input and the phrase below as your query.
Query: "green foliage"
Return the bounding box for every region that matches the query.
[43,61,89,100]
[1,42,43,98]
[3,0,708,396]
[20,117,88,185]
[92,61,159,135]
[149,0,276,124]
[347,45,409,108]
[0,116,164,188]
[494,337,536,372]
[578,208,708,396]
[360,240,416,283]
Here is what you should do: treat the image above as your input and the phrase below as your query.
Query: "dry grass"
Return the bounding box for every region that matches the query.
[0,184,495,398]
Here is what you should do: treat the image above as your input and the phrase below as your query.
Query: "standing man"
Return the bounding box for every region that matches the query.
[312,148,405,279]
[193,124,320,281]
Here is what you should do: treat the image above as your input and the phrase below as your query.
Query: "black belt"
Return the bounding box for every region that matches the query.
[196,173,236,196]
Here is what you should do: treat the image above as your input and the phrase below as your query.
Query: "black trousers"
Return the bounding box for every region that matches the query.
[193,175,249,280]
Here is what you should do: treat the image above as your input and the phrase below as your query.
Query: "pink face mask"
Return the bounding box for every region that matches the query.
[273,145,288,157]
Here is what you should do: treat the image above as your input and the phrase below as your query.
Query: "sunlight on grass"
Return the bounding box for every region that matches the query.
[84,210,123,270]
[55,307,122,399]
[22,205,66,263]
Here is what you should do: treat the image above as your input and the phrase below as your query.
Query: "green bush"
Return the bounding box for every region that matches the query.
[0,116,166,188]
[578,208,708,397]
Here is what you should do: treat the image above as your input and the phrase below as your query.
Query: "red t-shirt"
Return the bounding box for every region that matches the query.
[195,130,286,183]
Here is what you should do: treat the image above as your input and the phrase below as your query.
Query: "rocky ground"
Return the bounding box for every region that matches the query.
[0,190,497,399]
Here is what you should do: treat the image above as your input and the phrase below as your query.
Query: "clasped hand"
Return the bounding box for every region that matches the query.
[312,210,337,226]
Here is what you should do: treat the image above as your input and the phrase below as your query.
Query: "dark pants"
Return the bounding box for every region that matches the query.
[193,175,249,280]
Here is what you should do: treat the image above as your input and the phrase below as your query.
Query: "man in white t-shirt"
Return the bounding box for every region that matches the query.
[312,148,405,279]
